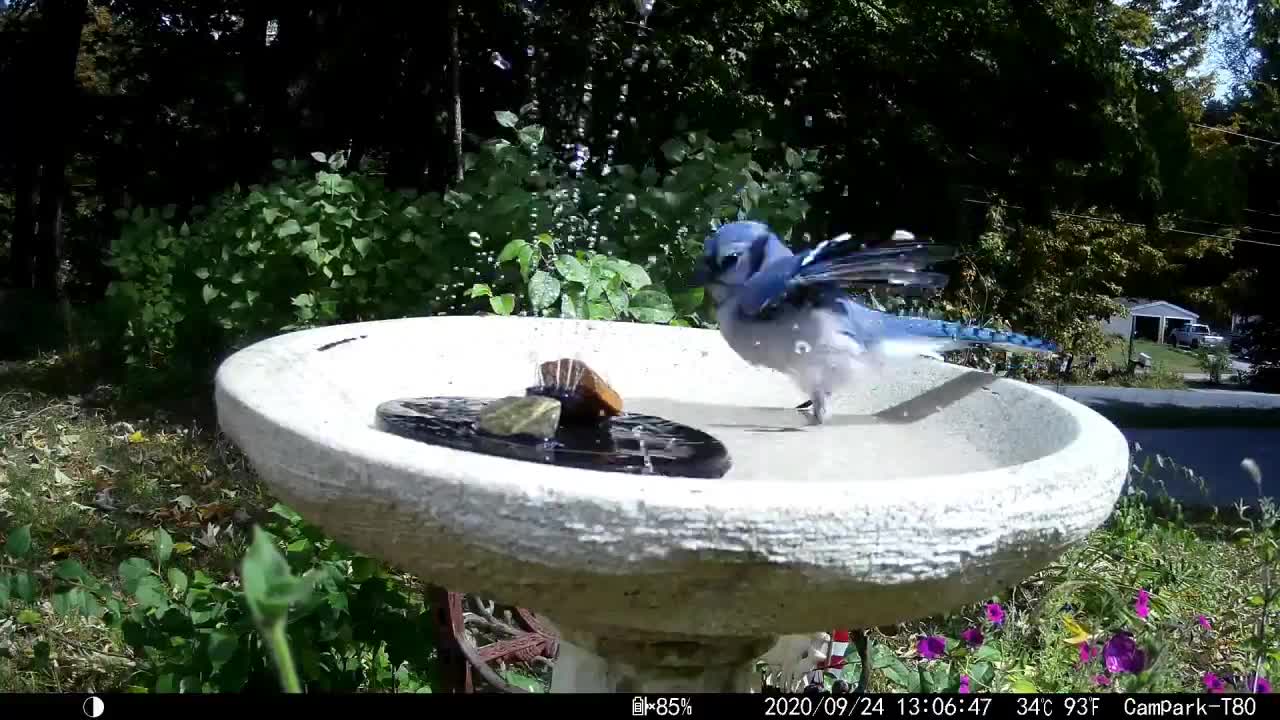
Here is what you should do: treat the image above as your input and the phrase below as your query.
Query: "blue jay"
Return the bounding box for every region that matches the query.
[693,220,1060,424]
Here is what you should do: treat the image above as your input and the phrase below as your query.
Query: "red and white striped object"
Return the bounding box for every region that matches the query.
[823,629,850,677]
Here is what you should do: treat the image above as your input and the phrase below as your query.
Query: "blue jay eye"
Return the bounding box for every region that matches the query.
[717,254,739,271]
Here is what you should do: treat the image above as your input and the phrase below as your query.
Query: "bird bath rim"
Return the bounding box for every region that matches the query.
[213,314,1130,641]
[213,315,1118,502]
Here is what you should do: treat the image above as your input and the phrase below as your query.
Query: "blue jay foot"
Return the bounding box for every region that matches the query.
[798,395,831,425]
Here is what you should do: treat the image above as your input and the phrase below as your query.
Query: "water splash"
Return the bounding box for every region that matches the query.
[490,51,512,71]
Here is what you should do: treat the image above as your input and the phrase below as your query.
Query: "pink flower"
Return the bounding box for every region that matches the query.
[959,675,971,694]
[961,627,984,648]
[1135,589,1151,619]
[1094,674,1110,687]
[1204,672,1226,693]
[1196,615,1211,631]
[985,603,1005,626]
[1247,675,1271,694]
[918,635,946,660]
[1078,642,1100,666]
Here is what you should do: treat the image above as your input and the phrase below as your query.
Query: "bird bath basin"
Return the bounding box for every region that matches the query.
[214,315,1130,693]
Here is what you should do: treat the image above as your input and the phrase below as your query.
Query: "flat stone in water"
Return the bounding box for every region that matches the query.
[375,396,732,479]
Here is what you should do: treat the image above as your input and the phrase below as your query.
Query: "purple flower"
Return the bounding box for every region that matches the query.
[917,635,946,660]
[1094,674,1110,687]
[961,627,984,648]
[1102,632,1147,675]
[959,675,971,694]
[1078,642,1100,666]
[1204,672,1226,694]
[985,603,1005,626]
[1134,589,1151,620]
[1247,675,1271,694]
[1196,615,1211,631]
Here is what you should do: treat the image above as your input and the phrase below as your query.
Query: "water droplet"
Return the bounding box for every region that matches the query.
[490,51,511,71]
[804,115,813,127]
[526,45,536,57]
[624,193,638,209]
[795,340,812,354]
[635,0,656,17]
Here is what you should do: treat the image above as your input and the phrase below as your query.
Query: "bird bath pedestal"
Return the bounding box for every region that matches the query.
[214,316,1130,693]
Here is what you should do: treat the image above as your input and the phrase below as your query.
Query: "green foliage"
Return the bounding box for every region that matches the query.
[1,507,438,693]
[947,203,1170,358]
[103,118,818,379]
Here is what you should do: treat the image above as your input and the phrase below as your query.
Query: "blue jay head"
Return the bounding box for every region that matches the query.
[694,221,789,304]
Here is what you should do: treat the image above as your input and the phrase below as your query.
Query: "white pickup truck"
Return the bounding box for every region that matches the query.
[1170,323,1225,349]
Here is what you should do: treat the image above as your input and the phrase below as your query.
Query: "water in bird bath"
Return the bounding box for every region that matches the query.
[374,396,732,479]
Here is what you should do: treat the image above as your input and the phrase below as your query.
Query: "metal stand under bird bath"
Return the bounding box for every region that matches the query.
[214,315,1130,693]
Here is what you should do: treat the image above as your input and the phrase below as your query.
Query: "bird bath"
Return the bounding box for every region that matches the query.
[214,315,1130,693]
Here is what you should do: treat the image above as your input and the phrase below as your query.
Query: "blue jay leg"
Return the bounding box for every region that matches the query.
[808,392,832,425]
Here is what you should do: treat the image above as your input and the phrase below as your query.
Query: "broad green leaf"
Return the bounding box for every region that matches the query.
[587,301,617,320]
[168,568,189,597]
[292,293,314,308]
[0,574,8,608]
[262,208,282,224]
[351,235,372,257]
[153,527,174,567]
[119,557,154,594]
[672,287,704,315]
[134,577,168,609]
[468,283,493,298]
[517,124,545,147]
[528,271,561,310]
[54,559,87,581]
[4,524,31,558]
[606,285,630,313]
[202,284,219,303]
[194,267,210,279]
[555,254,590,283]
[516,243,536,280]
[495,110,519,128]
[276,219,302,237]
[628,289,676,324]
[559,293,580,319]
[208,629,239,669]
[16,608,41,626]
[310,151,328,162]
[12,572,34,603]
[1009,677,1039,693]
[785,146,802,169]
[241,527,317,626]
[973,644,1002,662]
[489,294,516,316]
[53,588,88,617]
[615,262,651,289]
[497,238,529,264]
[661,138,689,163]
[173,542,195,556]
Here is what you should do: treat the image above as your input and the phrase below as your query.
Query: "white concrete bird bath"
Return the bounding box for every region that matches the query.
[213,315,1130,693]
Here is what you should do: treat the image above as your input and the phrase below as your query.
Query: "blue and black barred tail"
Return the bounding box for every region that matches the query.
[874,312,1061,359]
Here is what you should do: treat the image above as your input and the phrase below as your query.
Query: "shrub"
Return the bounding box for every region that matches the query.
[103,112,821,381]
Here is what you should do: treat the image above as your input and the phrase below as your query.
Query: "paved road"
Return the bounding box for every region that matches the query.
[1122,428,1279,507]
[1040,384,1280,507]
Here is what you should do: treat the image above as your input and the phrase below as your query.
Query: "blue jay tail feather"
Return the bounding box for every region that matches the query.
[881,315,1061,357]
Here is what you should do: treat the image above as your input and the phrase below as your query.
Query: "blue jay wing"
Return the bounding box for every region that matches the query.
[794,235,957,290]
[736,236,956,318]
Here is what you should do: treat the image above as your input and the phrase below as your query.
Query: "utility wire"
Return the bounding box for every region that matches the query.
[961,198,1280,249]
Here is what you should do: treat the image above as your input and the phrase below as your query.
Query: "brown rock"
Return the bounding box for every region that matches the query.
[533,358,623,420]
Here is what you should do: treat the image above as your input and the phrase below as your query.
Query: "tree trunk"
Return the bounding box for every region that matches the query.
[9,152,39,290]
[33,0,86,345]
[447,0,464,184]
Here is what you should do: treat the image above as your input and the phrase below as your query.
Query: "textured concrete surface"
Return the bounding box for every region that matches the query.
[214,316,1130,639]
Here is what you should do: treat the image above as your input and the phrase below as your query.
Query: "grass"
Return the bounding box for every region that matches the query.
[2,352,1278,694]
[1106,339,1205,376]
